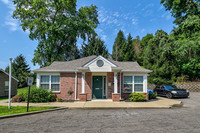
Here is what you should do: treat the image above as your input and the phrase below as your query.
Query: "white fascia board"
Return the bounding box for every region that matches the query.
[32,70,78,73]
[121,70,152,73]
[83,55,117,67]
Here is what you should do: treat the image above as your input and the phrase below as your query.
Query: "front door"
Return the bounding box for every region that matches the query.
[92,76,103,99]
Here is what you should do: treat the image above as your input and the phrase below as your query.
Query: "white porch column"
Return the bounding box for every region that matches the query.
[75,72,77,100]
[143,75,147,93]
[81,72,85,93]
[120,72,121,99]
[114,72,118,93]
[36,74,40,88]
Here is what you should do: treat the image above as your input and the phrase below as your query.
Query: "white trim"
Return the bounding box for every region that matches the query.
[37,73,60,92]
[120,72,121,99]
[123,74,148,93]
[82,72,85,93]
[83,55,117,67]
[0,70,19,82]
[114,72,118,93]
[33,70,78,73]
[75,72,77,100]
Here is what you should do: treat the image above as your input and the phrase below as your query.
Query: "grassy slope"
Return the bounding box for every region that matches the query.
[0,106,57,116]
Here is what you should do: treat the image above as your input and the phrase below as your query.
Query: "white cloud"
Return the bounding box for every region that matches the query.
[1,0,19,31]
[131,18,138,25]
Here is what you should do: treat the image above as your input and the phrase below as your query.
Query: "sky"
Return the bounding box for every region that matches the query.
[0,0,175,70]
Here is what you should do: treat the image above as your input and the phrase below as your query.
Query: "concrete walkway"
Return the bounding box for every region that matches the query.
[0,97,182,109]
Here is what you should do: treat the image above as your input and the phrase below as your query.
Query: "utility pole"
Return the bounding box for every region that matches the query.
[8,57,12,109]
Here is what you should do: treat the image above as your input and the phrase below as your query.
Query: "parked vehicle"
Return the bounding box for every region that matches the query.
[153,85,189,99]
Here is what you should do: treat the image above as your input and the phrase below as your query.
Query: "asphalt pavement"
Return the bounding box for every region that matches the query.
[0,93,200,133]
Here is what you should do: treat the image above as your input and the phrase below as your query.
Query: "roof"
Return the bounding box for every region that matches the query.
[0,70,19,82]
[33,55,152,73]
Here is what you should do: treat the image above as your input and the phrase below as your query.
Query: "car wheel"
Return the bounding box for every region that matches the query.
[166,93,173,99]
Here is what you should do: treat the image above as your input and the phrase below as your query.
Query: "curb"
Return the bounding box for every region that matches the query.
[0,107,68,120]
[68,106,171,109]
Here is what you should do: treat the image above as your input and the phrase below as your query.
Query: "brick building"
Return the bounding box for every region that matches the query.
[33,55,152,101]
[0,70,18,97]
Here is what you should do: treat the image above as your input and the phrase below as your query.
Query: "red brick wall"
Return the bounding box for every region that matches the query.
[56,72,75,100]
[85,72,92,100]
[107,72,114,99]
[56,72,127,100]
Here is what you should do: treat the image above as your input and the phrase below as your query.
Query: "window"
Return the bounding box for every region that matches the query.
[5,81,9,90]
[123,76,133,93]
[40,75,60,91]
[51,76,60,91]
[40,76,49,89]
[123,75,145,93]
[134,76,143,92]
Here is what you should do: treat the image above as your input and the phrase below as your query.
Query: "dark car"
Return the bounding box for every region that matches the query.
[154,85,189,99]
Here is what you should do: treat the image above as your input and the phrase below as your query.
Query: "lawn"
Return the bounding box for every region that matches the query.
[0,106,57,116]
[17,84,36,95]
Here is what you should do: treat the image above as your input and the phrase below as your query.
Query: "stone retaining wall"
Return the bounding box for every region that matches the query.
[148,82,200,92]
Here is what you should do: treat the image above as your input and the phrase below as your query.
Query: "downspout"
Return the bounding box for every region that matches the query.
[120,71,121,100]
[75,72,77,100]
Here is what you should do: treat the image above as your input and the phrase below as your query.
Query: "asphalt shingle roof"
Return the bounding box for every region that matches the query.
[33,55,152,73]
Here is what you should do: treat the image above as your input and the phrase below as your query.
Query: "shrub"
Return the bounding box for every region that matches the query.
[11,94,25,103]
[56,98,62,102]
[23,87,56,103]
[149,93,157,99]
[129,92,146,102]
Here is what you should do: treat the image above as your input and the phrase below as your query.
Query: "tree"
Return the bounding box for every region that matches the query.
[124,33,134,61]
[112,30,126,61]
[143,30,178,84]
[81,34,108,58]
[13,0,99,67]
[161,0,200,25]
[5,54,31,88]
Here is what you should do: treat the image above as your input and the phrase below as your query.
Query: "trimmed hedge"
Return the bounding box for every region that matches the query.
[129,92,146,102]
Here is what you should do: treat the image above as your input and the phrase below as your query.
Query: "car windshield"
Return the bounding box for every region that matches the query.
[165,85,179,90]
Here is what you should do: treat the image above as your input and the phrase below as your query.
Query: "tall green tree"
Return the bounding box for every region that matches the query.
[161,0,200,25]
[13,0,99,67]
[124,33,134,61]
[112,30,126,61]
[143,30,178,84]
[5,54,31,88]
[81,34,108,58]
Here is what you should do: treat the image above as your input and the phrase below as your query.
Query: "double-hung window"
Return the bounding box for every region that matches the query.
[40,75,60,91]
[51,76,60,91]
[40,76,49,89]
[123,76,133,93]
[134,76,143,92]
[123,75,144,93]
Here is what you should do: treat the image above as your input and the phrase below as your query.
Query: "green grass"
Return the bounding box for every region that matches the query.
[0,97,8,101]
[17,84,36,95]
[0,106,57,116]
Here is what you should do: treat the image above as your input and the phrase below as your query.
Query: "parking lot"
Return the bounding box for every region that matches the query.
[0,93,200,133]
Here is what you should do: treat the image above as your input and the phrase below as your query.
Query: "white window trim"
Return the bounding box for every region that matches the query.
[38,73,60,92]
[123,76,133,93]
[123,74,148,93]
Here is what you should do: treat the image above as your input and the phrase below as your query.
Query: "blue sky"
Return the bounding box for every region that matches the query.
[0,0,174,70]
